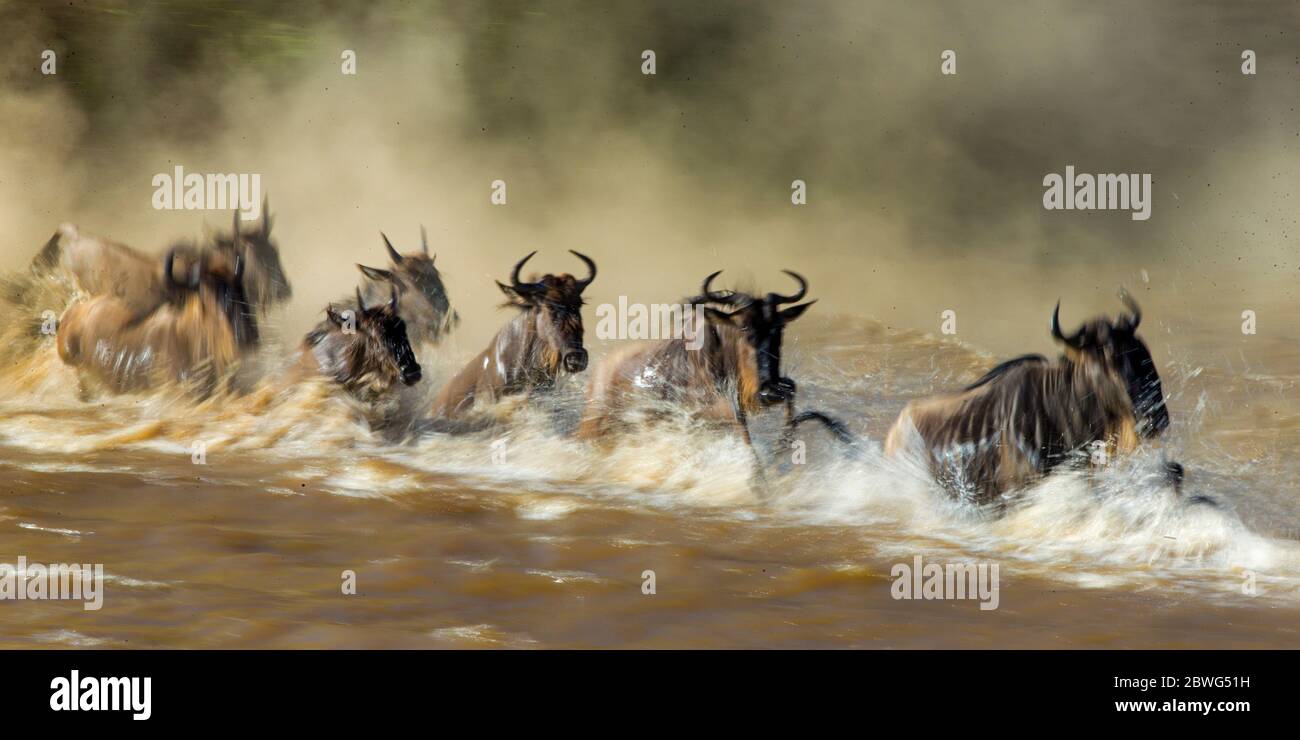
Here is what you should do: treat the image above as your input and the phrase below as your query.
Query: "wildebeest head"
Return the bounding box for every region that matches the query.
[698,270,815,407]
[496,250,595,374]
[164,244,260,349]
[216,201,292,311]
[326,278,422,387]
[1052,290,1169,438]
[359,227,459,341]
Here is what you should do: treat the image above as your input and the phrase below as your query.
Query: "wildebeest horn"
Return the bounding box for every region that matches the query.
[356,287,367,312]
[381,232,404,265]
[231,211,241,247]
[420,225,431,258]
[164,248,178,285]
[570,250,596,292]
[1051,302,1085,347]
[772,270,808,305]
[700,270,744,306]
[505,251,545,295]
[261,195,272,237]
[1118,287,1141,330]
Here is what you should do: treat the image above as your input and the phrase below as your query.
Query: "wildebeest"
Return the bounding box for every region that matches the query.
[55,245,259,395]
[357,228,459,347]
[884,291,1171,505]
[33,202,290,318]
[33,224,170,319]
[206,201,292,313]
[293,270,423,401]
[577,270,814,449]
[429,251,595,420]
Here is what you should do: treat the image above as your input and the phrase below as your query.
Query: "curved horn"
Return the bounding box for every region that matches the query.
[231,211,241,247]
[261,195,272,237]
[569,250,596,291]
[699,270,743,306]
[772,270,808,305]
[1051,301,1084,347]
[356,286,367,313]
[420,225,430,257]
[509,251,544,294]
[1118,287,1141,329]
[381,232,404,264]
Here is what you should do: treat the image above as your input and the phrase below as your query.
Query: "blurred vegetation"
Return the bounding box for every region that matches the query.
[4,0,761,145]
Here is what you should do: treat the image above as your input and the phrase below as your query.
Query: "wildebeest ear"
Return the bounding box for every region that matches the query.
[778,300,816,322]
[357,264,394,283]
[496,280,530,304]
[326,305,346,327]
[703,307,738,326]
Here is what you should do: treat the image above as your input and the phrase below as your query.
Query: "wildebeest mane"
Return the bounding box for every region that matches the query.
[963,354,1048,391]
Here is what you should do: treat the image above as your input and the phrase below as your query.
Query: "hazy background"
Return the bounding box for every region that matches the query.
[0,0,1295,356]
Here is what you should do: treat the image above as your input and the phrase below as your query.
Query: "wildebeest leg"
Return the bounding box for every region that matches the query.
[1164,460,1185,494]
[731,398,773,500]
[1108,416,1140,462]
[780,410,858,452]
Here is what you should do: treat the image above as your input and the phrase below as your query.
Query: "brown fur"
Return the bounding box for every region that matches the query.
[430,252,593,420]
[358,229,458,348]
[35,205,289,319]
[578,271,813,445]
[55,252,253,396]
[295,284,421,402]
[884,298,1169,505]
[577,317,759,442]
[38,224,168,319]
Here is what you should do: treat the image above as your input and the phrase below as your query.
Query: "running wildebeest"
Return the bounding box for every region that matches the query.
[293,271,422,402]
[33,201,290,318]
[55,244,259,395]
[884,291,1172,505]
[428,250,595,420]
[206,201,292,313]
[357,228,459,347]
[577,270,814,449]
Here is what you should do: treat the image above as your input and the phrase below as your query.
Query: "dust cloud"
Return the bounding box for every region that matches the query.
[0,0,1294,355]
